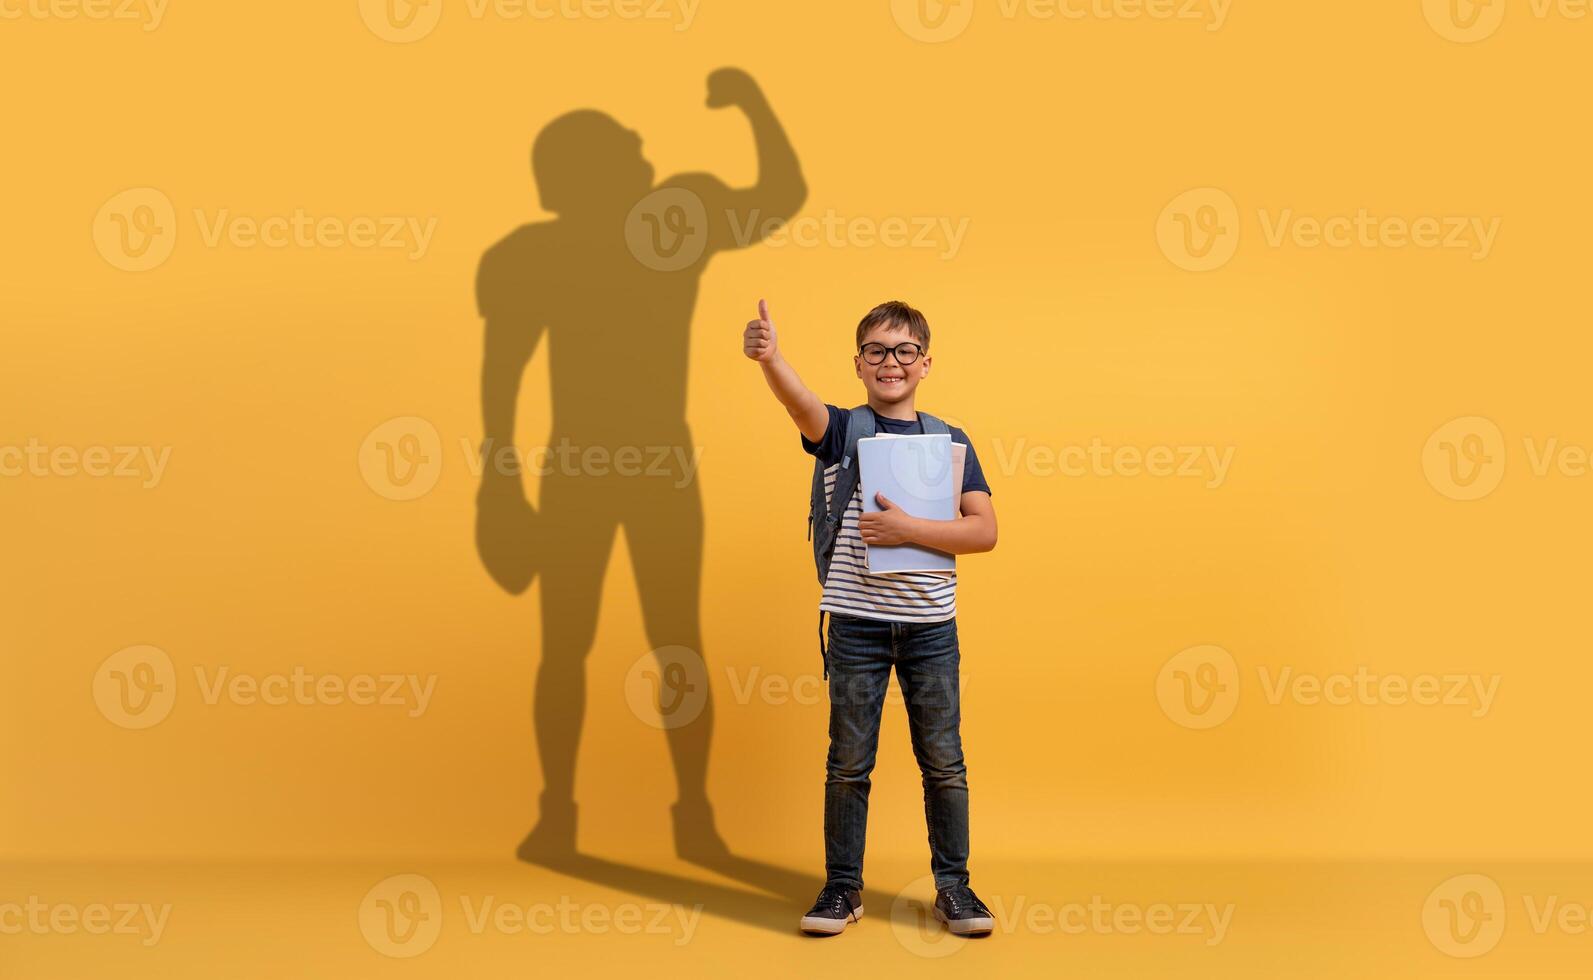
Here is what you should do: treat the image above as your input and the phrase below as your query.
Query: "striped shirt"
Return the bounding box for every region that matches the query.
[804,405,991,623]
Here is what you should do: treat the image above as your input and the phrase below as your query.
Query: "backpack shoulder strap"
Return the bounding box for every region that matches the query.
[827,405,876,521]
[917,410,950,436]
[846,404,877,449]
[809,405,877,583]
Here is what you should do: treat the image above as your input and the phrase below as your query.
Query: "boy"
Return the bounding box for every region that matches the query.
[742,298,998,937]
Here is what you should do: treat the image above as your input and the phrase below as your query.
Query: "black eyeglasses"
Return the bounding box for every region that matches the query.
[859,342,925,365]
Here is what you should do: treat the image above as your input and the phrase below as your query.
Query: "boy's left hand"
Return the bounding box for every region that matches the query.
[858,493,918,546]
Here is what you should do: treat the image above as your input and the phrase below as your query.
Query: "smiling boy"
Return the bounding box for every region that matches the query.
[742,298,998,937]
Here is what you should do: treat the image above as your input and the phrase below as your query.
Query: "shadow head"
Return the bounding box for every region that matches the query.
[532,110,656,218]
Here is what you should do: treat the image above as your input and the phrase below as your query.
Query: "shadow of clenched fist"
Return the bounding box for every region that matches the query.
[477,479,540,595]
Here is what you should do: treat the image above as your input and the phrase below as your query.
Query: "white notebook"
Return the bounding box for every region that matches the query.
[856,433,960,575]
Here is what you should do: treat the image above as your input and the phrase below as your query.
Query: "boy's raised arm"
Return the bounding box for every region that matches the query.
[743,299,828,444]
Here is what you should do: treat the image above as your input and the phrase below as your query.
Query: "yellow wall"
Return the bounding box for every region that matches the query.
[4,0,1589,864]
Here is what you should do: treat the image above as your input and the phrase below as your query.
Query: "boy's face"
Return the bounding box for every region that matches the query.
[854,322,931,406]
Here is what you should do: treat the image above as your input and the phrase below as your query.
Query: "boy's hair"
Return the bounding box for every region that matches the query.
[855,300,930,352]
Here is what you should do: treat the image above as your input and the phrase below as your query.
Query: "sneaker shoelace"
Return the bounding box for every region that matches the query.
[812,886,851,916]
[944,887,988,916]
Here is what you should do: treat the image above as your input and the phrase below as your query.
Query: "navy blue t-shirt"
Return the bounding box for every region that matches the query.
[801,404,992,497]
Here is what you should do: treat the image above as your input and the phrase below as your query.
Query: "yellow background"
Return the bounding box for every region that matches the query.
[3,1,1592,972]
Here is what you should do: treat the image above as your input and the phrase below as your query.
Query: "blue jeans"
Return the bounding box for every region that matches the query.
[823,611,970,892]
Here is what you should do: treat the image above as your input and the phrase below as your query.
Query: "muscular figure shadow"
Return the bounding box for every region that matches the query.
[475,69,844,930]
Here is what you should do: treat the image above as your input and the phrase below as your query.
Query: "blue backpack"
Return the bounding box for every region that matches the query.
[808,405,951,585]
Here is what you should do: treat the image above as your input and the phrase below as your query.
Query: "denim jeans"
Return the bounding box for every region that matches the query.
[823,611,970,892]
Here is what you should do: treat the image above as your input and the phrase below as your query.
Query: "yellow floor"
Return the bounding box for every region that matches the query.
[5,858,1587,977]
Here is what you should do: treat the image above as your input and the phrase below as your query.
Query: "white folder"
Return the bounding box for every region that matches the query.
[856,433,959,575]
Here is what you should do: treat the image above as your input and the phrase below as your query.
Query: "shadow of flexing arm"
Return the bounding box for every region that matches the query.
[475,68,814,929]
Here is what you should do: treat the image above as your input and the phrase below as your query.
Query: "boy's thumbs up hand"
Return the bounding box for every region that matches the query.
[743,298,779,363]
